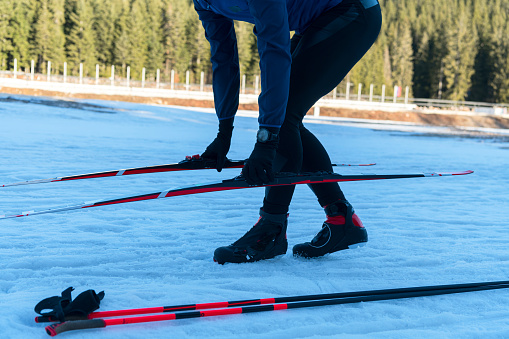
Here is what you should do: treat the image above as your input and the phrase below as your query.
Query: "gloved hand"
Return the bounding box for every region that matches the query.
[202,118,234,172]
[242,129,279,185]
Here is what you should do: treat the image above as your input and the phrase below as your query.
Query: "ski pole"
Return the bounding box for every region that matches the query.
[35,279,509,323]
[44,281,509,336]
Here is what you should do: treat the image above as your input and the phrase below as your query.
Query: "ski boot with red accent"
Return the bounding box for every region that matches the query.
[293,200,367,258]
[214,209,288,264]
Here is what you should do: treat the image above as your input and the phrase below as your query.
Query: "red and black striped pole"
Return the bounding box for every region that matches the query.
[44,280,509,336]
[36,279,509,323]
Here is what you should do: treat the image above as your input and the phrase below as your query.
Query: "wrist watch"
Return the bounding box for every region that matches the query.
[256,128,279,143]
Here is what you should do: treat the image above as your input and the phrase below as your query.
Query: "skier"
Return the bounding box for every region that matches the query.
[194,0,382,263]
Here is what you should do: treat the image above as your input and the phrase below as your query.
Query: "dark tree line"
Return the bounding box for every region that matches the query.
[0,0,507,103]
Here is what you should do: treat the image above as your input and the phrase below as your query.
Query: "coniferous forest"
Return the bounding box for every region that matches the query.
[0,0,508,103]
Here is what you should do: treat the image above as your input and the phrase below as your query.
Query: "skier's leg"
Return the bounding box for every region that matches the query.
[215,0,381,263]
[299,124,346,206]
[264,0,382,214]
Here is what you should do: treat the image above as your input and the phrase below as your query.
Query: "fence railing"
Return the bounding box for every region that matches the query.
[2,59,508,116]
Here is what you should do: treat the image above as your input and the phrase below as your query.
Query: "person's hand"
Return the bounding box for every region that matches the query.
[242,128,279,185]
[202,119,234,172]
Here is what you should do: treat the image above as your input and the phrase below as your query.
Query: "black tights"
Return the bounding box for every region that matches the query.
[263,0,382,215]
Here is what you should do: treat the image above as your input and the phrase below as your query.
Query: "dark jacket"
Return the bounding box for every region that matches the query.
[193,0,343,128]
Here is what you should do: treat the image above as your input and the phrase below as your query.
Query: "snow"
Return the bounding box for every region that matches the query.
[1,93,508,338]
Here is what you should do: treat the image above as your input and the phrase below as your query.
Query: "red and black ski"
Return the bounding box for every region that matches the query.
[0,170,473,219]
[0,155,243,187]
[0,155,375,188]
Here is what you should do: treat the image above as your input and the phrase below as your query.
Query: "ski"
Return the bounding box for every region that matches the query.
[0,155,375,188]
[36,279,508,323]
[0,155,243,188]
[0,170,473,220]
[43,280,508,336]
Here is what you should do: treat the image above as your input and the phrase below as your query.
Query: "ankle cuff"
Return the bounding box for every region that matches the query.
[259,209,288,224]
[324,200,348,217]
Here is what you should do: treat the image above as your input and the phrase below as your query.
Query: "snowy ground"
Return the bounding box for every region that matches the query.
[1,94,508,339]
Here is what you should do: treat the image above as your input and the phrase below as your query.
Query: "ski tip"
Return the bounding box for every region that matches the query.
[425,170,474,177]
[0,212,32,220]
[332,163,376,167]
[453,170,474,175]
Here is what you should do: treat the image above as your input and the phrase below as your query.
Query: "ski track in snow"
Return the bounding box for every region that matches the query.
[1,94,508,338]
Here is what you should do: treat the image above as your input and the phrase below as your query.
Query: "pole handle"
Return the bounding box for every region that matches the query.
[45,319,106,336]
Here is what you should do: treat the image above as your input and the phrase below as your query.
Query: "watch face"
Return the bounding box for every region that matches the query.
[257,129,270,142]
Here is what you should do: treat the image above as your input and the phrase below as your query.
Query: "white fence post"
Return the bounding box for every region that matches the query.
[381,84,386,103]
[79,63,83,84]
[31,60,35,81]
[111,65,115,86]
[255,75,260,94]
[127,66,130,87]
[13,58,17,79]
[142,67,146,88]
[200,71,204,92]
[156,69,160,89]
[405,86,410,104]
[241,74,246,94]
[393,85,398,103]
[63,62,67,83]
[369,84,374,102]
[95,64,99,85]
[47,61,51,82]
[170,69,175,90]
[346,82,351,100]
[185,70,189,91]
[358,83,362,101]
[313,105,320,117]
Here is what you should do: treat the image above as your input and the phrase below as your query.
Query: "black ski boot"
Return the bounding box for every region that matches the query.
[293,200,367,258]
[214,209,288,264]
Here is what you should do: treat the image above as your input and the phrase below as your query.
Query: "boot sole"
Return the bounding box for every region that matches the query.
[347,242,367,249]
[214,250,287,265]
[293,226,367,258]
[213,240,288,265]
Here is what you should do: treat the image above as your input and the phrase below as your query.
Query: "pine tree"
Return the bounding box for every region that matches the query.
[194,13,211,77]
[163,0,194,80]
[32,0,52,72]
[32,0,66,73]
[92,0,119,68]
[145,0,165,78]
[113,0,131,76]
[413,30,432,98]
[489,5,509,103]
[47,0,66,72]
[350,37,385,96]
[389,19,414,93]
[236,21,258,83]
[0,0,14,70]
[9,0,35,70]
[126,0,149,79]
[65,0,97,76]
[469,0,493,102]
[443,3,477,101]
